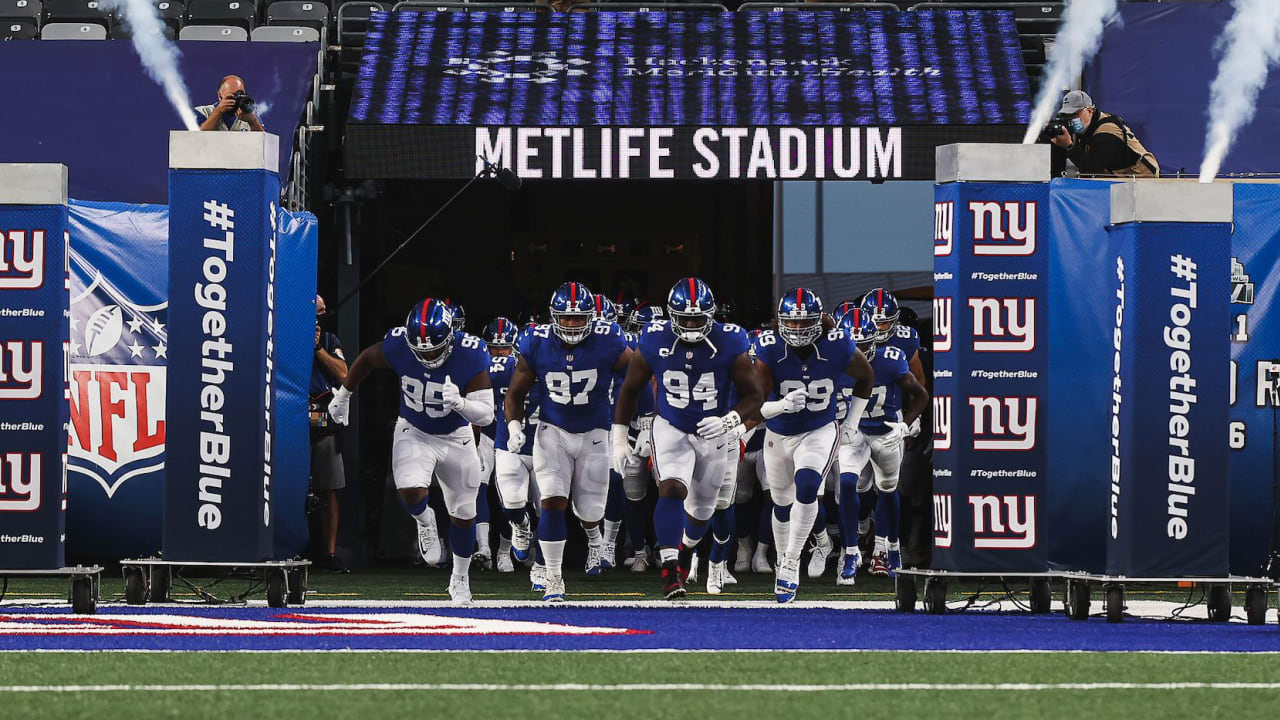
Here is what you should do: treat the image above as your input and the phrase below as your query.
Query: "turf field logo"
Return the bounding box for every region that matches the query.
[933,395,951,450]
[933,297,952,352]
[0,340,42,399]
[968,201,1037,256]
[969,396,1036,451]
[934,201,953,256]
[444,50,591,85]
[969,494,1036,549]
[0,452,42,511]
[0,229,45,289]
[968,297,1035,352]
[933,493,953,548]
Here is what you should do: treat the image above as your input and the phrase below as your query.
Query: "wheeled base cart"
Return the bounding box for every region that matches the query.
[118,558,310,608]
[0,566,104,614]
[892,568,1057,615]
[1056,572,1274,625]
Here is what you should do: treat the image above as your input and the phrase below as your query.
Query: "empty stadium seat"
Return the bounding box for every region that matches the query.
[1,16,38,38]
[270,0,328,8]
[112,0,182,38]
[266,1,327,31]
[42,0,110,27]
[179,22,248,39]
[251,24,319,41]
[186,0,256,31]
[0,0,41,21]
[40,20,106,37]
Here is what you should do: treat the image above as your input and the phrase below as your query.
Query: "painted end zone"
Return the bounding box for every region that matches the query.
[1,606,1278,652]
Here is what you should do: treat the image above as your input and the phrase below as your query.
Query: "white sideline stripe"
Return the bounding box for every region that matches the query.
[4,682,1280,693]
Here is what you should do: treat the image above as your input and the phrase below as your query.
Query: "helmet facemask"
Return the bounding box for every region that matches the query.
[552,309,594,345]
[670,308,713,343]
[778,311,822,347]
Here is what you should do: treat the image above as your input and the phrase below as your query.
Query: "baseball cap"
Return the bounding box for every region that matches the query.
[1058,90,1094,115]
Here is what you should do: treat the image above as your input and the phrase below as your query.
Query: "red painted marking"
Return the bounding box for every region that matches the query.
[688,277,697,306]
[876,289,884,310]
[419,301,429,341]
[498,318,505,335]
[796,287,803,308]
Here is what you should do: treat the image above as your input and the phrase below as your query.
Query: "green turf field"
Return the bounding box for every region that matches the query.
[1,651,1278,719]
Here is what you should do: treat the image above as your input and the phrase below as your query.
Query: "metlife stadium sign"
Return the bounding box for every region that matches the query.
[346,10,1031,180]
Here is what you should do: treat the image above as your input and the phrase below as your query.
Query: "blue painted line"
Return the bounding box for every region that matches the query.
[1,606,1277,652]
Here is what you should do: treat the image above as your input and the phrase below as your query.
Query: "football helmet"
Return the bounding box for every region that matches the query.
[832,299,860,324]
[484,316,519,353]
[593,293,618,324]
[444,299,467,332]
[841,307,877,356]
[776,287,824,347]
[549,281,596,344]
[629,302,664,333]
[860,288,900,343]
[714,298,738,324]
[667,277,716,343]
[405,298,456,369]
[614,297,637,328]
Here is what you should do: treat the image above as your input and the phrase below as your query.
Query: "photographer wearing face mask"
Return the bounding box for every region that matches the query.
[195,75,265,132]
[1043,90,1158,178]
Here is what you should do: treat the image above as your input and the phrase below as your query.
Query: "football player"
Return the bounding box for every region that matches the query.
[842,306,928,579]
[484,316,522,573]
[447,300,468,333]
[620,302,664,572]
[505,282,631,602]
[328,299,493,604]
[613,278,763,600]
[594,293,627,571]
[861,288,924,385]
[753,288,874,603]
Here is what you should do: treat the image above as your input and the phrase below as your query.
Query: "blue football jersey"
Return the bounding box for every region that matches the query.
[518,320,627,433]
[861,344,910,435]
[382,327,492,435]
[638,320,751,435]
[615,329,657,419]
[490,354,538,454]
[755,328,854,436]
[884,324,920,363]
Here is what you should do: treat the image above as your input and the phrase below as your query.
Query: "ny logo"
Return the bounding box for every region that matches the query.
[968,297,1036,352]
[969,396,1037,450]
[0,340,43,399]
[0,452,42,511]
[934,201,954,256]
[933,297,952,352]
[968,201,1037,256]
[933,493,953,548]
[933,395,951,450]
[970,495,1036,549]
[0,230,46,289]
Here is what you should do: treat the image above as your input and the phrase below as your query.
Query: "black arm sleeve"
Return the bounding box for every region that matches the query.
[1067,132,1133,175]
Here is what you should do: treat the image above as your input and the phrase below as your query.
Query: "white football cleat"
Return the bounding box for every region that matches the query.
[601,540,617,571]
[530,563,549,592]
[707,560,731,595]
[628,550,650,573]
[585,543,604,577]
[837,548,862,586]
[721,563,738,585]
[416,515,444,566]
[542,575,566,603]
[775,556,800,604]
[734,541,753,574]
[807,533,833,579]
[686,555,699,584]
[496,551,514,573]
[510,520,533,564]
[447,574,472,605]
[752,544,773,574]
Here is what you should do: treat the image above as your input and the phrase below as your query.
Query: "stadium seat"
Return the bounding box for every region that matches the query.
[266,1,328,31]
[0,0,41,22]
[251,24,319,41]
[40,20,106,37]
[112,0,183,38]
[269,0,328,8]
[0,16,38,38]
[42,0,110,28]
[178,22,248,39]
[336,1,386,77]
[186,0,256,31]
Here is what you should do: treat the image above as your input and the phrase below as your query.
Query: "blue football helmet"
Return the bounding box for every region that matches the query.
[593,294,618,324]
[861,288,901,343]
[667,277,716,343]
[484,316,519,353]
[444,300,466,332]
[841,307,877,356]
[832,299,859,324]
[405,298,455,368]
[715,298,738,324]
[777,287,824,347]
[629,302,664,333]
[549,281,596,344]
[615,297,637,327]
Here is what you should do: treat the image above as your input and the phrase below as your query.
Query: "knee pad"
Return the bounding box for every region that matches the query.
[794,469,822,505]
[875,471,900,494]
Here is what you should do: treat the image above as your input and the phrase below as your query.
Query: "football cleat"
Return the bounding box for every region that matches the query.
[870,551,890,577]
[807,534,834,579]
[496,551,514,573]
[542,575,566,603]
[707,561,726,595]
[886,549,902,579]
[734,542,753,574]
[510,520,533,563]
[775,557,801,604]
[628,549,651,573]
[686,556,699,584]
[751,545,774,574]
[473,547,493,571]
[447,575,473,605]
[416,515,444,567]
[837,548,862,586]
[661,560,687,600]
[677,545,696,585]
[601,540,617,571]
[722,564,738,585]
[585,543,604,577]
[530,563,549,593]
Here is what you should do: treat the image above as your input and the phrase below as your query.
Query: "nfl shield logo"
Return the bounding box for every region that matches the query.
[566,354,574,362]
[685,351,693,359]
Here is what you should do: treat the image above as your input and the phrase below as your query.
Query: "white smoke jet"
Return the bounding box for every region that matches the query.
[100,0,199,131]
[1021,0,1119,144]
[1199,0,1280,183]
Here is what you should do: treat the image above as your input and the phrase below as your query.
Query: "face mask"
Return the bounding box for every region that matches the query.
[1069,116,1087,135]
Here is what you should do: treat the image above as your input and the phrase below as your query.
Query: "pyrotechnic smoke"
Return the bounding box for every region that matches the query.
[1021,0,1119,144]
[100,0,199,131]
[1199,0,1280,183]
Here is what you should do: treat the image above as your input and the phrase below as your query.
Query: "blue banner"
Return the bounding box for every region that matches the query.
[932,181,1048,572]
[0,204,69,569]
[1106,220,1230,578]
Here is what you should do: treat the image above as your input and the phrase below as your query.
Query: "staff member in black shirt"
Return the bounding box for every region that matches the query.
[1048,90,1159,177]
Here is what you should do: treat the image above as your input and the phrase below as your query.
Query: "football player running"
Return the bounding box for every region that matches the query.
[328,299,493,604]
[483,316,527,573]
[620,302,664,572]
[753,288,874,603]
[842,307,928,579]
[504,282,631,602]
[613,278,763,600]
[594,294,627,572]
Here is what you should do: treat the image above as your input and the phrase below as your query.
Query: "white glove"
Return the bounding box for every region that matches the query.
[441,375,464,412]
[727,423,747,443]
[327,386,352,426]
[761,388,807,419]
[841,423,866,447]
[696,410,742,440]
[507,420,526,452]
[884,421,910,444]
[907,416,922,438]
[611,424,631,475]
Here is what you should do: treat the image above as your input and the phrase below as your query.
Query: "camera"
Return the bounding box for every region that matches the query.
[231,89,255,116]
[1038,116,1070,144]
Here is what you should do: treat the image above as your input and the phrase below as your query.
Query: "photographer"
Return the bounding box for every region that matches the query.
[1045,90,1158,178]
[310,295,349,572]
[195,75,265,132]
